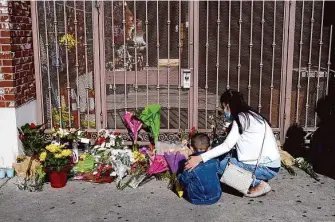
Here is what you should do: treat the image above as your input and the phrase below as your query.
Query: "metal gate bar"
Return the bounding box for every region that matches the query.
[326,25,333,95]
[304,1,315,129]
[314,0,325,127]
[269,0,277,124]
[247,1,254,106]
[295,1,305,124]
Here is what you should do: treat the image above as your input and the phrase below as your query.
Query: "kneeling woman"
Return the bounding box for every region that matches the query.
[185,90,281,197]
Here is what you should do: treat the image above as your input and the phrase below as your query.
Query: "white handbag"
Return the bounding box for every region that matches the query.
[220,120,266,195]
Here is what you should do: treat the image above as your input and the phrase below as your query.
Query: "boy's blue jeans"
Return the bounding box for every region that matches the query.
[218,152,279,188]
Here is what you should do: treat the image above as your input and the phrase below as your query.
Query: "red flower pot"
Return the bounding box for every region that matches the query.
[49,171,68,188]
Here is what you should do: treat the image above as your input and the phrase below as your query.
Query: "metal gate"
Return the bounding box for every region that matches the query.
[32,1,333,142]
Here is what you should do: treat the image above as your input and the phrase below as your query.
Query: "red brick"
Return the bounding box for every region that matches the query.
[0,37,10,44]
[3,94,15,101]
[15,64,22,72]
[1,31,10,37]
[1,44,11,51]
[1,66,13,73]
[2,59,12,66]
[0,52,11,59]
[5,87,15,94]
[22,50,29,57]
[15,99,22,107]
[15,78,21,85]
[4,73,13,80]
[15,51,22,58]
[0,80,14,87]
[1,66,14,73]
[23,63,30,70]
[0,15,9,22]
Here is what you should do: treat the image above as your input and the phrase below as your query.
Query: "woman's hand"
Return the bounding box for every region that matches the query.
[184,155,202,171]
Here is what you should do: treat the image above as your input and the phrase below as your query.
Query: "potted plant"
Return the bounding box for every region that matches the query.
[18,123,46,157]
[39,144,72,188]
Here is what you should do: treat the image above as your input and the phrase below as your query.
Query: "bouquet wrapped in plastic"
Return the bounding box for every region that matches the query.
[12,156,45,192]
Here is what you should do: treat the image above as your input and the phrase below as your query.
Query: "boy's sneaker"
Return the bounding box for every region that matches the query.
[245,181,271,198]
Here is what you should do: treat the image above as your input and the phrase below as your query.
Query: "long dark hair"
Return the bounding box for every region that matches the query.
[220,89,270,134]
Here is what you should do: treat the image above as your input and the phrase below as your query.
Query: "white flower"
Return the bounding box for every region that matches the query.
[57,128,69,138]
[69,128,77,134]
[110,134,116,140]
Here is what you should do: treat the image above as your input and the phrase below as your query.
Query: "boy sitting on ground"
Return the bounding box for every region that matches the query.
[178,133,222,205]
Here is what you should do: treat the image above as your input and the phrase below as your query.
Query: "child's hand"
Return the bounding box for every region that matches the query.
[184,155,202,171]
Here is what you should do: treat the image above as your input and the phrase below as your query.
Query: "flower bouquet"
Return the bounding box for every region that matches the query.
[117,150,150,189]
[123,111,142,151]
[138,104,161,144]
[12,156,45,192]
[209,114,229,148]
[39,144,73,188]
[18,123,46,157]
[91,129,125,157]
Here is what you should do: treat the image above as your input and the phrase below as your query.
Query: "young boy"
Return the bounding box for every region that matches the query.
[178,133,222,205]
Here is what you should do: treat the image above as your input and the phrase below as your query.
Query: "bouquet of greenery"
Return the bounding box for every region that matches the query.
[18,123,46,156]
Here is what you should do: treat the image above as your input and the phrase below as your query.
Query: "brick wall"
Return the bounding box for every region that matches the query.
[0,0,35,108]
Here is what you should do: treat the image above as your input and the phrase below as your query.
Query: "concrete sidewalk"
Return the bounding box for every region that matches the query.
[0,169,334,222]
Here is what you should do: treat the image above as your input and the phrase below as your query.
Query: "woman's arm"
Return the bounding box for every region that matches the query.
[201,120,241,162]
[184,120,242,170]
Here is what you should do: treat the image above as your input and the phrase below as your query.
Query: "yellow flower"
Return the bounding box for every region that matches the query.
[80,154,87,160]
[61,149,72,157]
[133,151,146,162]
[39,152,47,161]
[55,153,63,158]
[45,144,63,153]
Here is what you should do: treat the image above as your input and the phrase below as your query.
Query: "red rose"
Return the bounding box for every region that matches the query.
[95,137,106,145]
[19,135,24,140]
[113,131,120,136]
[30,123,37,128]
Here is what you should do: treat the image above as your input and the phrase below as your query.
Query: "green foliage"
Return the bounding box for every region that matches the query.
[18,123,46,156]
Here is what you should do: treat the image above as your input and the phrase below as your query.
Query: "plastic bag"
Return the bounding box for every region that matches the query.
[164,152,186,174]
[73,156,95,173]
[156,142,192,158]
[147,154,169,175]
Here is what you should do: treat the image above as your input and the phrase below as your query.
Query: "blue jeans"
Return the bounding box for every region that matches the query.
[218,152,279,187]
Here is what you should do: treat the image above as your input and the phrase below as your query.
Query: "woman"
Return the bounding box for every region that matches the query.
[185,90,281,197]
